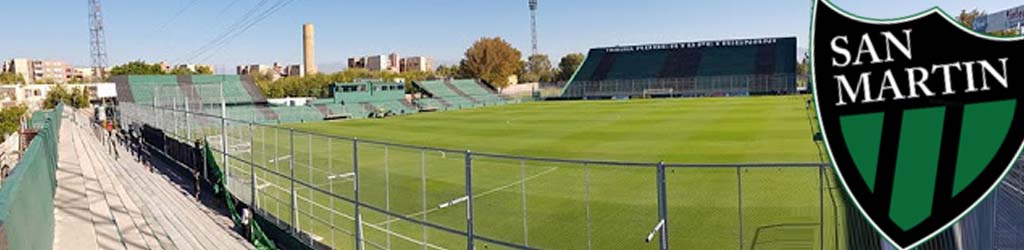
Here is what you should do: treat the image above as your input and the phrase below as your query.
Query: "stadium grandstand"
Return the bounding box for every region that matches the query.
[320,81,416,118]
[113,75,512,123]
[561,37,798,98]
[413,79,508,111]
[112,75,323,123]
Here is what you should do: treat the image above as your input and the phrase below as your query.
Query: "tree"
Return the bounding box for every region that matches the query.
[196,66,214,75]
[991,29,1021,37]
[34,78,58,85]
[436,65,461,79]
[0,72,25,84]
[958,9,985,29]
[557,53,585,82]
[797,54,810,89]
[43,84,70,109]
[169,67,194,75]
[110,61,165,75]
[0,105,28,141]
[70,87,91,108]
[459,37,523,89]
[523,54,556,83]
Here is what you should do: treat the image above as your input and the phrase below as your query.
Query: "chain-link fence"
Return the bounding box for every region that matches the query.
[120,99,883,250]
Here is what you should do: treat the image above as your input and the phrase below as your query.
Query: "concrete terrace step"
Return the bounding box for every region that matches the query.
[442,80,480,104]
[73,131,160,250]
[54,112,251,250]
[53,117,102,250]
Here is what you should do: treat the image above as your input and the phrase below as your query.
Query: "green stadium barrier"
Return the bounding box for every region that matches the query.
[204,143,276,249]
[0,104,63,250]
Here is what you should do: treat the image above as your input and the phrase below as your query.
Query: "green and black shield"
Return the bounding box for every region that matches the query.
[811,0,1024,248]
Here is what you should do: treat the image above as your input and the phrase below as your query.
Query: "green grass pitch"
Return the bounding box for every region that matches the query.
[207,95,850,250]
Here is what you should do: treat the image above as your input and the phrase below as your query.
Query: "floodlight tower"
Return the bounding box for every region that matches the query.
[529,0,538,55]
[88,0,109,79]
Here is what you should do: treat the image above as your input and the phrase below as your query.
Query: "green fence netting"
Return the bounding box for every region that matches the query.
[0,104,63,250]
[204,143,276,249]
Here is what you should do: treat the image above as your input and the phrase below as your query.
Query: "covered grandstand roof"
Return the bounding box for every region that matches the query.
[563,37,798,98]
[573,37,796,81]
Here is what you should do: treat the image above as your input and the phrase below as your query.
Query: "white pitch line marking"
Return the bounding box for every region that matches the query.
[378,166,559,226]
[438,196,468,209]
[267,155,291,163]
[291,187,450,250]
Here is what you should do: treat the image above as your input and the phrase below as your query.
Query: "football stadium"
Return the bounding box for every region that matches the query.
[105,36,1024,250]
[4,36,1021,250]
[4,1,1024,249]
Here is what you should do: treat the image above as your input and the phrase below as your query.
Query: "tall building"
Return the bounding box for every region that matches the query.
[387,53,401,73]
[72,68,95,82]
[365,55,389,72]
[2,59,32,83]
[347,54,434,73]
[400,56,435,72]
[347,57,366,69]
[283,64,304,77]
[302,23,318,75]
[2,58,73,83]
[237,64,273,75]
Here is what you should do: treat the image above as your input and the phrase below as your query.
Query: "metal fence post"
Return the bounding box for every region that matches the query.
[585,163,592,250]
[658,162,669,250]
[185,95,191,141]
[249,122,257,209]
[819,165,825,250]
[289,129,298,234]
[221,82,229,192]
[353,138,364,250]
[384,146,392,249]
[420,150,428,250]
[327,138,334,246]
[172,97,178,137]
[465,150,475,250]
[521,160,529,247]
[736,166,743,250]
[221,113,229,194]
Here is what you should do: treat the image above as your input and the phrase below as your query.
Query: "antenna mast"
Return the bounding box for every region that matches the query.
[529,0,538,55]
[88,0,109,79]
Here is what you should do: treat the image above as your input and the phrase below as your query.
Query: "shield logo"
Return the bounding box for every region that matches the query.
[811,0,1024,248]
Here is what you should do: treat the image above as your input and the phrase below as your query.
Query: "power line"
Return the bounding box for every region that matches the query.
[180,0,295,63]
[215,0,244,18]
[177,0,272,62]
[195,0,295,63]
[155,0,200,32]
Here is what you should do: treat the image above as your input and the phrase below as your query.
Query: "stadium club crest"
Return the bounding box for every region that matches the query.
[811,0,1024,248]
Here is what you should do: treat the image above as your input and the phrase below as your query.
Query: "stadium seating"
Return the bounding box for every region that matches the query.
[562,37,797,98]
[122,75,179,104]
[113,75,269,106]
[192,75,267,105]
[414,98,448,110]
[268,106,324,123]
[415,79,507,110]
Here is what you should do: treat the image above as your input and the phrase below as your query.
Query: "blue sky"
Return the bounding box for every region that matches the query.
[1,0,1020,73]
